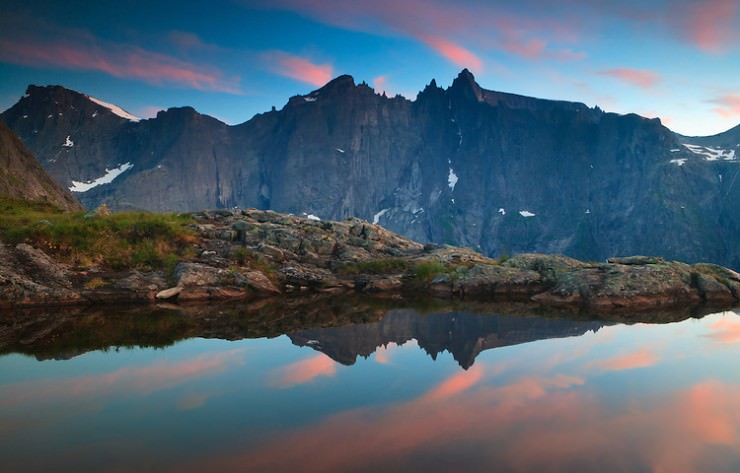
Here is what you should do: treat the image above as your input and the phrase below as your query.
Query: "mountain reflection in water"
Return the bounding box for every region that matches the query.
[1,298,739,473]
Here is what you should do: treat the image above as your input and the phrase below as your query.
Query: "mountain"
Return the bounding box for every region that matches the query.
[289,309,606,369]
[2,71,739,268]
[0,119,81,211]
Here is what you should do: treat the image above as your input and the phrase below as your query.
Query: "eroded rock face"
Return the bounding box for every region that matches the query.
[0,121,81,211]
[0,208,738,313]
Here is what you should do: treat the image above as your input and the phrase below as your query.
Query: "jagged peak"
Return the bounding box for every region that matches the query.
[448,68,484,102]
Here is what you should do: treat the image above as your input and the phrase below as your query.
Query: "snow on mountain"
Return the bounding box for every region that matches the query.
[69,162,134,193]
[87,96,141,122]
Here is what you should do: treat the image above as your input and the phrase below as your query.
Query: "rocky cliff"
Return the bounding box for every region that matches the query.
[2,72,739,267]
[0,120,80,211]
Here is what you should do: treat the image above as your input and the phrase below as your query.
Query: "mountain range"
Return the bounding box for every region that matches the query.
[290,309,606,369]
[2,70,739,268]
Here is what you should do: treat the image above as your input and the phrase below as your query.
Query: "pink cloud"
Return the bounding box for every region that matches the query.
[262,51,333,87]
[0,35,240,93]
[256,0,584,69]
[420,35,483,73]
[270,354,337,388]
[707,315,740,342]
[597,68,660,89]
[0,349,246,408]
[680,0,737,53]
[171,375,740,473]
[588,348,658,372]
[421,364,484,402]
[708,95,740,118]
[372,75,389,96]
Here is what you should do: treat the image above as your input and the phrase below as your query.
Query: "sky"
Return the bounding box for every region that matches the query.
[0,0,738,136]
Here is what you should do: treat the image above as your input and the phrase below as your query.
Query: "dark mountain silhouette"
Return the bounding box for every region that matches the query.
[289,309,605,369]
[2,70,739,267]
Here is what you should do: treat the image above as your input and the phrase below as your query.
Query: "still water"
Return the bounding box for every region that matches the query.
[1,299,740,472]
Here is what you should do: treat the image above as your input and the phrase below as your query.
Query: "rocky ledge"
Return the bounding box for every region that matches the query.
[2,208,739,313]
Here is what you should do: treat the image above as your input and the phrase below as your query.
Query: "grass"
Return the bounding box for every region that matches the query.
[413,260,448,281]
[0,197,196,271]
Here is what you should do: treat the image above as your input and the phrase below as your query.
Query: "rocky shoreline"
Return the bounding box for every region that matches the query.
[2,208,739,313]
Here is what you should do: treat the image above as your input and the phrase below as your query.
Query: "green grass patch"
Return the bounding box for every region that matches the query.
[413,260,448,282]
[0,197,196,271]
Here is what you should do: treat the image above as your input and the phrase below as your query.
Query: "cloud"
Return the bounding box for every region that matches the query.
[420,35,483,73]
[678,0,737,53]
[372,75,389,97]
[707,95,740,119]
[0,29,241,94]
[262,51,333,87]
[421,364,484,402]
[597,68,660,89]
[270,354,337,388]
[0,349,246,408]
[256,0,583,69]
[170,374,740,473]
[706,314,740,342]
[587,348,658,372]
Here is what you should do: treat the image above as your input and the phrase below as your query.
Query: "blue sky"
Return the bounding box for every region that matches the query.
[0,0,738,136]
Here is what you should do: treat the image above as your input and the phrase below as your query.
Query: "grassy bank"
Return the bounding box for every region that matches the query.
[0,198,196,270]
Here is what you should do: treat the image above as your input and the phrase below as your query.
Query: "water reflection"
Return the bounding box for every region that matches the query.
[0,300,738,473]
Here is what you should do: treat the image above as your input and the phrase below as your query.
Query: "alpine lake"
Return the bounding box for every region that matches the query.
[2,296,740,473]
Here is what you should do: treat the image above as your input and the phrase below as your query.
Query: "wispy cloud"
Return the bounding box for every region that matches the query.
[420,35,483,73]
[0,21,241,93]
[597,68,660,89]
[676,0,737,53]
[262,51,333,87]
[255,0,583,70]
[587,348,658,372]
[270,354,337,388]
[707,95,740,119]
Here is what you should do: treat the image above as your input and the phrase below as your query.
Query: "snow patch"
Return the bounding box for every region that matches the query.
[585,209,591,214]
[448,167,458,191]
[519,210,536,217]
[92,111,98,118]
[22,115,28,119]
[670,149,681,152]
[62,136,74,148]
[69,163,133,193]
[88,96,140,122]
[306,214,320,221]
[335,148,345,153]
[304,96,317,102]
[373,208,389,224]
[498,208,506,216]
[670,158,687,166]
[683,143,735,161]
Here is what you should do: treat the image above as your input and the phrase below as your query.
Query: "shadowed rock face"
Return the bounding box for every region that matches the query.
[0,120,81,211]
[2,72,740,267]
[289,309,606,369]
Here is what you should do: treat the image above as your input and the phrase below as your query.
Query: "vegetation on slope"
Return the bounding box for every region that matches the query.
[0,197,195,270]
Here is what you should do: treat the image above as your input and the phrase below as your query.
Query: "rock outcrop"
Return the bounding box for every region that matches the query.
[1,208,738,313]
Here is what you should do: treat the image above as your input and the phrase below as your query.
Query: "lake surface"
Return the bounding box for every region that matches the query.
[1,299,740,472]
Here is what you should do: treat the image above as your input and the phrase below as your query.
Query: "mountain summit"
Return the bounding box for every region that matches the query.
[2,72,739,268]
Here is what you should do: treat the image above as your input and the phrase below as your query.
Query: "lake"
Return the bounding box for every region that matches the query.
[1,298,740,472]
